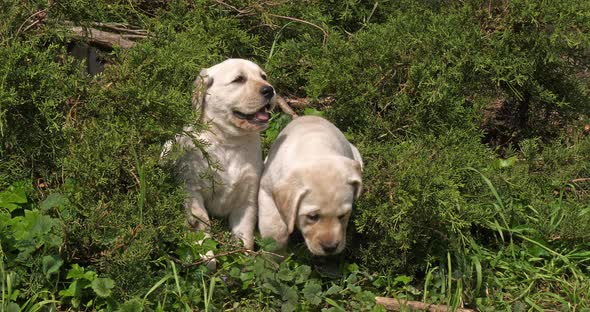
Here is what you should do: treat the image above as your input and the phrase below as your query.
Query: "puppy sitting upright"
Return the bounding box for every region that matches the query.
[259,116,363,256]
[169,59,275,250]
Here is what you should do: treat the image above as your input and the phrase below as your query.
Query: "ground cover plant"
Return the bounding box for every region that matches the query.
[1,0,590,310]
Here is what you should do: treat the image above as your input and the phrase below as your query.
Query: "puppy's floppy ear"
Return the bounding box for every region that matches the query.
[348,160,363,200]
[192,68,213,117]
[272,173,308,234]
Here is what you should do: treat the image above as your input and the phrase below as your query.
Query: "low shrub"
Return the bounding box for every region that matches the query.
[1,0,589,310]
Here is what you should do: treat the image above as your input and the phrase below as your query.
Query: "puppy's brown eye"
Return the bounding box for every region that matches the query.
[307,214,320,222]
[338,214,347,221]
[261,74,267,81]
[232,75,246,83]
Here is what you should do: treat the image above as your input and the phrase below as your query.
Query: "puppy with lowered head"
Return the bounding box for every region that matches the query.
[259,116,363,256]
[166,59,275,250]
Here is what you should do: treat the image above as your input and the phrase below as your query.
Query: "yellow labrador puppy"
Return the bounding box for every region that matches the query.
[259,116,363,256]
[166,59,275,250]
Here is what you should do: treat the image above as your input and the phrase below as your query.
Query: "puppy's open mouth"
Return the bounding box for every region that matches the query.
[232,103,271,123]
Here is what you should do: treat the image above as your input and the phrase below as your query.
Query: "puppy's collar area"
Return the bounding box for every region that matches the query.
[232,103,271,123]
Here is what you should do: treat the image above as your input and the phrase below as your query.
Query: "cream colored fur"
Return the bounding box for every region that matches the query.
[258,116,363,256]
[165,59,276,250]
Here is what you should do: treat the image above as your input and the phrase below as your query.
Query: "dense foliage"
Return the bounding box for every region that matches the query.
[1,0,589,310]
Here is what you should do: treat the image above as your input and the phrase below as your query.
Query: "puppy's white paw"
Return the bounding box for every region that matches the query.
[201,250,217,271]
[197,235,217,271]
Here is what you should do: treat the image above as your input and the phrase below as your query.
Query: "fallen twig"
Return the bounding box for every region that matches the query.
[285,96,335,108]
[212,0,328,44]
[15,9,47,37]
[212,0,252,16]
[91,22,148,35]
[375,297,476,312]
[275,95,298,118]
[266,13,328,45]
[70,26,140,49]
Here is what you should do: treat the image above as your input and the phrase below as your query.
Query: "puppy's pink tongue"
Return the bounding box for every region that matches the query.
[255,111,270,122]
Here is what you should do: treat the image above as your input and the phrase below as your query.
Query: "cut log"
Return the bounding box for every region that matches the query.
[375,297,476,312]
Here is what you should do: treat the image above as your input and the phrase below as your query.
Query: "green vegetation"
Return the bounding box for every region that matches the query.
[2,0,589,310]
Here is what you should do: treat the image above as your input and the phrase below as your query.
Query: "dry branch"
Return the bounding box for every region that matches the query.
[15,9,47,37]
[70,26,140,49]
[375,297,476,312]
[212,0,328,45]
[91,22,148,35]
[275,95,298,118]
[286,96,335,108]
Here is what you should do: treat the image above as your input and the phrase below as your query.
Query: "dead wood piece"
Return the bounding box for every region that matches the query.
[70,26,139,49]
[281,96,335,109]
[91,22,149,35]
[275,95,298,118]
[375,297,476,312]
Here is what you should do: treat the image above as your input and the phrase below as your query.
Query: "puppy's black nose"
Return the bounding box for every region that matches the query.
[260,85,274,99]
[321,241,339,254]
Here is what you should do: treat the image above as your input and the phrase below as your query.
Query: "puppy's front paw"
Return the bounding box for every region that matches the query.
[187,215,210,232]
[196,234,217,271]
[201,250,217,271]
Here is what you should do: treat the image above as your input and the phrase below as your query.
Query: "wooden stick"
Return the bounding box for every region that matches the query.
[375,297,476,312]
[70,26,141,49]
[274,95,298,118]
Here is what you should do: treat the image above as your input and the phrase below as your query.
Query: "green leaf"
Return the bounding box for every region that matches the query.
[294,265,311,284]
[494,156,517,169]
[240,271,254,289]
[325,284,342,296]
[58,280,80,298]
[66,264,97,281]
[175,245,194,263]
[393,275,412,286]
[302,280,322,305]
[278,265,294,281]
[325,298,346,311]
[120,298,144,312]
[258,236,278,251]
[40,193,67,211]
[262,281,280,294]
[91,277,115,298]
[42,255,64,279]
[6,302,20,312]
[12,210,57,241]
[372,303,387,312]
[281,301,296,312]
[281,285,299,305]
[303,107,324,117]
[0,183,28,212]
[346,263,359,273]
[199,238,217,252]
[229,267,241,279]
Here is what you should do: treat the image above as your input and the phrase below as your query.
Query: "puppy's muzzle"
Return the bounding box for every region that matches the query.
[260,85,274,100]
[233,102,272,123]
[320,240,340,255]
[232,85,274,124]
